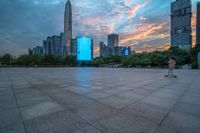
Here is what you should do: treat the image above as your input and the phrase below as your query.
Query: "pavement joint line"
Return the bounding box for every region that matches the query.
[152,75,197,133]
[11,69,109,133]
[2,68,199,133]
[5,68,28,133]
[119,77,178,111]
[25,72,124,114]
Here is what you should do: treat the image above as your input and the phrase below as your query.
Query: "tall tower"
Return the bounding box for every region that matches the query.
[107,33,119,56]
[64,0,72,55]
[196,2,200,48]
[171,0,192,50]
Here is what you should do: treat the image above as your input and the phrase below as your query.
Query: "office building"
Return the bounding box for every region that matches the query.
[28,48,33,55]
[71,38,77,55]
[42,40,48,55]
[114,46,123,56]
[32,46,43,56]
[196,2,200,47]
[171,0,192,49]
[100,42,107,57]
[77,36,93,61]
[47,36,53,55]
[107,33,119,55]
[60,32,67,57]
[122,47,132,56]
[52,36,62,56]
[64,0,72,55]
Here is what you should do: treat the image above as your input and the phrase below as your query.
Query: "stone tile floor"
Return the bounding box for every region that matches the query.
[0,68,200,133]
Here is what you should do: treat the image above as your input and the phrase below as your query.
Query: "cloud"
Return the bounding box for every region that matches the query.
[0,0,198,55]
[120,22,169,43]
[128,0,148,19]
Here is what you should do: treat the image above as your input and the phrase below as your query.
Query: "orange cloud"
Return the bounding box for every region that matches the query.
[120,22,169,44]
[134,43,170,53]
[128,0,148,19]
[93,46,100,57]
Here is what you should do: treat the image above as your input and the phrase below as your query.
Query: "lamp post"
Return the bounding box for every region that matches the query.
[198,52,200,69]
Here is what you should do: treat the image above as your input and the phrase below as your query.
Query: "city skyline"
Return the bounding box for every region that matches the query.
[0,0,199,56]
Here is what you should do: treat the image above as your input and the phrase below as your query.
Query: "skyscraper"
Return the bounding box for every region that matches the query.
[33,46,43,56]
[107,33,119,55]
[64,0,72,55]
[28,48,33,55]
[100,42,107,57]
[47,36,53,55]
[60,32,67,57]
[52,36,62,56]
[71,38,77,55]
[171,0,192,49]
[196,2,200,47]
[42,40,48,55]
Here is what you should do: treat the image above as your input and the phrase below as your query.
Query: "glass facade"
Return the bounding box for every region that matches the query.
[124,49,129,56]
[77,36,92,61]
[122,47,131,56]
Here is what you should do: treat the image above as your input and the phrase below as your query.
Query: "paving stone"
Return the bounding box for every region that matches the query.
[0,109,23,129]
[180,95,200,105]
[1,68,200,133]
[25,111,89,133]
[0,124,26,133]
[71,100,118,122]
[86,91,113,99]
[155,112,200,133]
[92,112,157,133]
[0,91,15,102]
[73,126,102,133]
[0,99,17,112]
[20,101,65,120]
[173,102,200,118]
[98,96,137,109]
[122,102,169,123]
[141,96,177,109]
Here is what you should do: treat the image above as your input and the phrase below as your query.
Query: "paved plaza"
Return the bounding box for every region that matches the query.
[0,68,200,133]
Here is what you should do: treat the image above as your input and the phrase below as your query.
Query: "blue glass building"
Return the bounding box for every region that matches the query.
[77,36,93,61]
[122,47,131,56]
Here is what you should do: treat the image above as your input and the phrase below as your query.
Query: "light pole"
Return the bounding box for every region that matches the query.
[9,55,11,68]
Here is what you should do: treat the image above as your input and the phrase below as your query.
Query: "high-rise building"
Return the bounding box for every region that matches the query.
[108,33,119,55]
[33,47,36,55]
[42,40,48,55]
[28,48,33,55]
[52,36,62,56]
[60,32,67,57]
[47,36,53,55]
[114,46,123,56]
[122,47,132,56]
[33,46,43,56]
[171,0,192,49]
[100,42,107,57]
[71,38,77,55]
[196,2,200,47]
[77,36,93,61]
[64,0,72,55]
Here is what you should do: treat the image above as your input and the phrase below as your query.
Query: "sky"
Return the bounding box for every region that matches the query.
[0,0,199,56]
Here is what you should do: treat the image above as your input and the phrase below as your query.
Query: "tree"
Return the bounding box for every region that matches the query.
[0,54,12,65]
[93,57,104,67]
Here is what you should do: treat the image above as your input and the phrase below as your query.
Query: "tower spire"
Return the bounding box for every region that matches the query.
[64,0,72,55]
